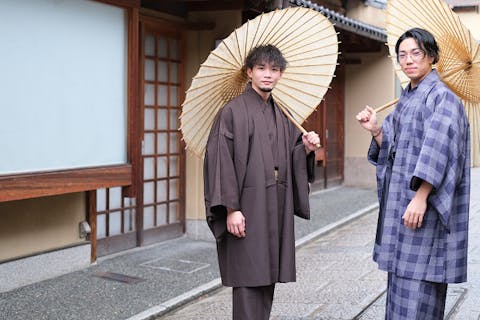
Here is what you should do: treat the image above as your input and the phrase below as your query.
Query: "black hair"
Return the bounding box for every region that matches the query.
[244,44,287,71]
[395,28,439,64]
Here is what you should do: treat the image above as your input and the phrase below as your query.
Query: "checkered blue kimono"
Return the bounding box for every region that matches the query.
[368,70,470,284]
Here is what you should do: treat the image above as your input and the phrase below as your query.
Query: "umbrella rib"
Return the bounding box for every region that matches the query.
[441,63,471,79]
[182,95,224,141]
[190,116,213,147]
[275,86,320,108]
[412,0,452,34]
[226,31,243,67]
[181,105,219,134]
[391,0,449,36]
[189,70,238,80]
[387,1,418,31]
[278,82,328,98]
[284,37,337,57]
[472,44,480,62]
[189,78,246,133]
[436,0,469,46]
[269,8,312,48]
[261,8,300,45]
[194,65,238,73]
[282,75,333,83]
[274,95,306,122]
[244,20,250,61]
[283,71,337,77]
[281,25,335,54]
[254,9,281,47]
[182,91,223,110]
[191,89,235,120]
[411,0,451,35]
[182,78,237,112]
[197,63,237,70]
[285,61,338,68]
[183,74,235,96]
[233,29,244,66]
[250,13,264,49]
[208,51,241,69]
[429,0,463,38]
[286,48,338,61]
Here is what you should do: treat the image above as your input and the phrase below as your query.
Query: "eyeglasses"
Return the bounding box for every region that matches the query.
[397,49,426,62]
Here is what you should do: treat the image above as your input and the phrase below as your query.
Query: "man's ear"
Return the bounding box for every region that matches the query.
[427,55,435,65]
[245,68,251,78]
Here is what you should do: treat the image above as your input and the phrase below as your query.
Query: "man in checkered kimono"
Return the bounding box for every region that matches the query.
[357,28,470,319]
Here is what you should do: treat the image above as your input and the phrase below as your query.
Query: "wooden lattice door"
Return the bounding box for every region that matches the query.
[138,21,185,245]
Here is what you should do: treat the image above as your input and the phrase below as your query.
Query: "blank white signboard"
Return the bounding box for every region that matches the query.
[0,0,128,175]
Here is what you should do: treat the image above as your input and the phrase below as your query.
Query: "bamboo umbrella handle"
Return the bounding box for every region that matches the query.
[277,103,321,149]
[374,98,399,113]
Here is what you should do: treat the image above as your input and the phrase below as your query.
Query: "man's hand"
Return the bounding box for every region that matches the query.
[356,106,382,141]
[227,209,246,238]
[402,197,427,230]
[402,181,432,230]
[356,105,379,133]
[302,131,321,154]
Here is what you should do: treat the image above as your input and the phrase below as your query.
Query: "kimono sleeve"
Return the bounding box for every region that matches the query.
[203,107,240,240]
[292,134,315,220]
[367,118,394,167]
[367,138,381,165]
[367,119,395,203]
[410,91,468,227]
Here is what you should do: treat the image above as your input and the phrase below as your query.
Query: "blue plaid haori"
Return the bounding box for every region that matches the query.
[368,69,471,284]
[386,272,447,319]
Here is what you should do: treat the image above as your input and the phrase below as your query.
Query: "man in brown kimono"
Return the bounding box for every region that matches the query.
[204,44,320,319]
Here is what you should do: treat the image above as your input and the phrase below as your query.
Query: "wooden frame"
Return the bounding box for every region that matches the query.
[0,165,132,202]
[135,15,187,246]
[91,186,137,259]
[0,0,140,203]
[87,12,187,261]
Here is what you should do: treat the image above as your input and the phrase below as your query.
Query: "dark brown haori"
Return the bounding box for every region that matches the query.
[204,85,314,287]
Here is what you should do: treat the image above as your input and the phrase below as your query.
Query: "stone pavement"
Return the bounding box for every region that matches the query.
[0,186,378,320]
[156,167,480,320]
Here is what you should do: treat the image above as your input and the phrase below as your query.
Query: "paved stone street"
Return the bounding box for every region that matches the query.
[155,211,386,320]
[157,168,480,320]
[0,187,378,320]
[0,171,477,320]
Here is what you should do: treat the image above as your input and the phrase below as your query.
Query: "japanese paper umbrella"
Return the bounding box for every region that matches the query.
[375,0,480,166]
[180,7,339,158]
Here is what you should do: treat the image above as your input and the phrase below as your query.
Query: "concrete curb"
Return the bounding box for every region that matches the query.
[125,278,223,320]
[127,202,379,320]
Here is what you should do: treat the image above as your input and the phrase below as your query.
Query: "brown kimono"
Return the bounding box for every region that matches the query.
[204,85,315,287]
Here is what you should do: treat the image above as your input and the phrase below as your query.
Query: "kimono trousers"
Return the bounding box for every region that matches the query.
[204,84,315,288]
[368,70,470,318]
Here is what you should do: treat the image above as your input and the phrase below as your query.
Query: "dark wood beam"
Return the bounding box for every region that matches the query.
[0,165,132,202]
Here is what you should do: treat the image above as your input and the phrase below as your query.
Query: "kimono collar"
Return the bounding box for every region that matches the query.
[244,83,274,107]
[405,69,439,95]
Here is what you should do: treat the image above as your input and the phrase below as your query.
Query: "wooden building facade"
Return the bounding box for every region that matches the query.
[1,0,409,288]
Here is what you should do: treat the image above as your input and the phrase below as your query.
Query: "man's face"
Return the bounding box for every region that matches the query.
[398,37,435,87]
[246,62,283,95]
